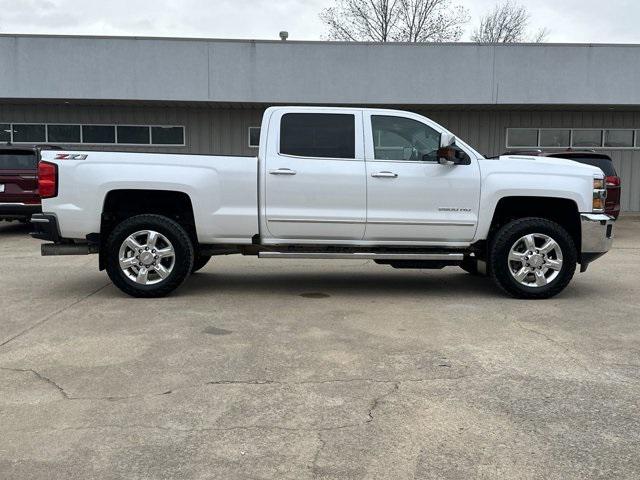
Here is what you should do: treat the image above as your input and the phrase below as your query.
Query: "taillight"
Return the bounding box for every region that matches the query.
[38,161,58,199]
[606,176,621,187]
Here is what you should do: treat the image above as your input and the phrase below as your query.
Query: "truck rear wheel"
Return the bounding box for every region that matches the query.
[489,217,577,300]
[105,214,194,298]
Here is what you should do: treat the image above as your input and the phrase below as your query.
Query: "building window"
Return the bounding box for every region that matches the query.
[0,124,10,143]
[117,126,151,145]
[572,130,602,148]
[507,129,538,148]
[12,124,46,143]
[48,125,81,143]
[604,130,634,148]
[540,129,571,148]
[1,122,185,146]
[82,125,116,144]
[248,127,260,148]
[507,128,638,150]
[280,113,356,159]
[152,126,185,145]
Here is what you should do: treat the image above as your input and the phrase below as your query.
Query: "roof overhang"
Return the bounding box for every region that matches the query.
[2,35,640,106]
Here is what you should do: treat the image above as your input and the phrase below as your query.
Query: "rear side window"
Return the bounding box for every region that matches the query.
[550,155,617,176]
[0,152,37,170]
[280,113,355,159]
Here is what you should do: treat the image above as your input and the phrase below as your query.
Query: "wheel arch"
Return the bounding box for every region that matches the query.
[487,196,581,253]
[99,189,197,270]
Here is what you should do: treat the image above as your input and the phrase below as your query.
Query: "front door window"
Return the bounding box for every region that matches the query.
[372,116,441,162]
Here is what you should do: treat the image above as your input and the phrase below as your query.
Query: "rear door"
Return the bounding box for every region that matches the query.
[264,109,366,241]
[0,150,40,206]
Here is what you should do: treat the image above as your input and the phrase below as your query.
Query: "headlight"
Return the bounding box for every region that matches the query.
[593,178,607,212]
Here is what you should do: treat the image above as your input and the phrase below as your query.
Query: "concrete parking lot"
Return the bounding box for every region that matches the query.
[1,217,639,480]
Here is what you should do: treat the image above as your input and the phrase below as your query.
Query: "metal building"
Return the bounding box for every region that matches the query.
[1,34,639,212]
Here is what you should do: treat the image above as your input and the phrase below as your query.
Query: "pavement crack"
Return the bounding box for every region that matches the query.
[0,373,477,404]
[21,423,365,434]
[366,382,400,423]
[516,321,592,374]
[0,367,69,399]
[0,282,111,348]
[311,431,327,478]
[207,379,280,385]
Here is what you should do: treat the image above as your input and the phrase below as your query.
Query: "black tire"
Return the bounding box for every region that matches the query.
[191,255,212,273]
[105,214,194,298]
[489,217,577,300]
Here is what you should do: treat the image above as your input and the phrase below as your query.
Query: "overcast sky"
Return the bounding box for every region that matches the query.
[0,0,638,44]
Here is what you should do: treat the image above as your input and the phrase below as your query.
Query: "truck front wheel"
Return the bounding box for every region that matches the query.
[105,214,194,298]
[489,217,577,300]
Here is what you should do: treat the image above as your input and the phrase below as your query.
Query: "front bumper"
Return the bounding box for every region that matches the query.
[580,213,615,272]
[0,202,41,220]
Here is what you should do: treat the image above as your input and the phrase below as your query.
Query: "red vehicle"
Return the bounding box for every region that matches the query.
[0,146,59,223]
[504,150,622,219]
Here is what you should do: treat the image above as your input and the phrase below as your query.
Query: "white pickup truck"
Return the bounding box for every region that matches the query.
[31,107,614,299]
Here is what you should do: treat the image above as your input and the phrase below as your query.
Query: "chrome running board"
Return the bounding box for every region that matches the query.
[258,252,464,261]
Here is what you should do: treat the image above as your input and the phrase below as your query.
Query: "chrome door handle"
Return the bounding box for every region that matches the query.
[269,168,297,176]
[371,171,398,178]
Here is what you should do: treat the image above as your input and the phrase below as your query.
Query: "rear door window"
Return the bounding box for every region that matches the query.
[0,152,38,170]
[280,113,355,159]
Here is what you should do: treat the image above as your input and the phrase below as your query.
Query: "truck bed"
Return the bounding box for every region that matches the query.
[40,150,260,243]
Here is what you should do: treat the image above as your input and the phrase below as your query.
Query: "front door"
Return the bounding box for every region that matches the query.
[264,110,366,241]
[364,113,481,243]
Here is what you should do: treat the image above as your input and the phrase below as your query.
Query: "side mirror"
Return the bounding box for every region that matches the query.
[437,146,457,166]
[440,132,456,148]
[438,146,472,166]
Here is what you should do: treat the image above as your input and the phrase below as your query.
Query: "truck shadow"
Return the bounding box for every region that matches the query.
[176,266,600,300]
[179,270,507,300]
[0,221,31,234]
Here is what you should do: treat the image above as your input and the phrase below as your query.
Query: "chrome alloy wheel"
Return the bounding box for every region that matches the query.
[507,233,564,288]
[118,230,176,285]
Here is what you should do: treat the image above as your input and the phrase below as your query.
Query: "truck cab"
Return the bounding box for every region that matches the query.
[259,107,481,246]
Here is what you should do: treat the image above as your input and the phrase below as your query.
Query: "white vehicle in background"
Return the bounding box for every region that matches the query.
[31,107,614,299]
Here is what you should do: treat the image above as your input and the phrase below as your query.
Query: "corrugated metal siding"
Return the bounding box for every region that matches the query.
[0,103,265,157]
[1,103,638,211]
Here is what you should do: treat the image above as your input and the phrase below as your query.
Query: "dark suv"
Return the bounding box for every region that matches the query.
[504,150,622,219]
[0,145,60,222]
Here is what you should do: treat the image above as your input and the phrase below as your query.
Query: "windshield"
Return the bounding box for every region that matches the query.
[0,152,38,170]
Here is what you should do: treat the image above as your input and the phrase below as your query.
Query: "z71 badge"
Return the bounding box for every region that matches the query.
[55,154,88,160]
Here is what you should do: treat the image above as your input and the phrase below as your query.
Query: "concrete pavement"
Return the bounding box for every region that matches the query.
[1,217,639,479]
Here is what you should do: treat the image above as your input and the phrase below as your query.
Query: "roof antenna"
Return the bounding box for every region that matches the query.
[279,31,289,41]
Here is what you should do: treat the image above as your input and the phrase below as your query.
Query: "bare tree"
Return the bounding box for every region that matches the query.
[320,0,469,43]
[471,1,549,43]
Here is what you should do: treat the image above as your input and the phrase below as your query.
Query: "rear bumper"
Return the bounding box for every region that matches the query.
[580,213,615,272]
[29,213,61,242]
[0,202,41,220]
